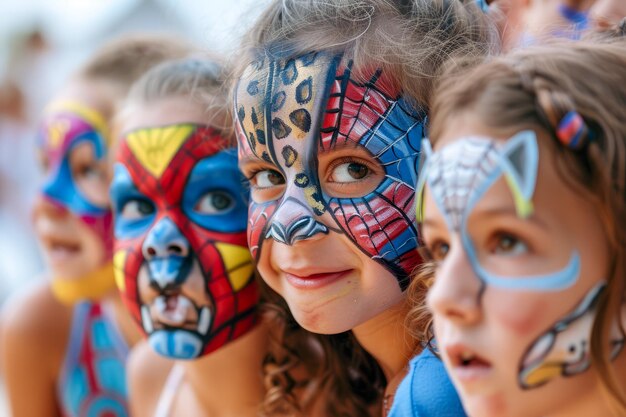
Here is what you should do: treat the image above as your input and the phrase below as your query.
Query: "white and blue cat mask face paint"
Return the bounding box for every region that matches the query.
[417,130,580,292]
[419,130,626,391]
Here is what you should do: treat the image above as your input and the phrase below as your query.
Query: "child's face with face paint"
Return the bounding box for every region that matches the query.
[235,53,425,334]
[33,81,113,279]
[112,97,258,359]
[422,117,625,417]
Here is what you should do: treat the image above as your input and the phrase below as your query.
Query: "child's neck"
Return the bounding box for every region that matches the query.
[352,299,417,382]
[181,322,269,416]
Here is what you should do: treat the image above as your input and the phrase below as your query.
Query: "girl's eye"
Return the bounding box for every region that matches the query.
[81,165,102,179]
[492,233,528,256]
[428,240,450,262]
[329,162,370,183]
[75,162,105,181]
[195,191,235,214]
[252,170,285,188]
[120,199,155,220]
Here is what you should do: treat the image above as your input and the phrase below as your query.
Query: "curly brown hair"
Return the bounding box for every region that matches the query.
[410,39,626,415]
[231,0,495,415]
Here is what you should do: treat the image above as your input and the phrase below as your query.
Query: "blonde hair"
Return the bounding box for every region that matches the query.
[233,0,495,415]
[417,39,626,415]
[78,34,193,95]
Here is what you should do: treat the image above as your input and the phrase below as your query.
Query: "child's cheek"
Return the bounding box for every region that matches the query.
[487,291,550,338]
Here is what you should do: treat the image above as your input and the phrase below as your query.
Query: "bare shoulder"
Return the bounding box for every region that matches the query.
[127,339,175,417]
[0,279,71,356]
[0,280,71,417]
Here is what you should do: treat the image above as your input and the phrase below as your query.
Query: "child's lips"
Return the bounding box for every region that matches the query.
[43,237,82,263]
[282,268,353,289]
[446,344,494,383]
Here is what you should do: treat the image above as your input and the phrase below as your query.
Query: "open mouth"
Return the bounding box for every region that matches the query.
[142,293,212,336]
[447,345,493,382]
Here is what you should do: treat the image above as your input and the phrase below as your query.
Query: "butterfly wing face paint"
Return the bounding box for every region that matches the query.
[112,124,258,359]
[235,53,425,288]
[38,101,113,258]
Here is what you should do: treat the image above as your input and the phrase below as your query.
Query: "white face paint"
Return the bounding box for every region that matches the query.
[421,124,624,417]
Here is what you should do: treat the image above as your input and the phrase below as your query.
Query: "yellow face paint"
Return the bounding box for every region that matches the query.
[51,262,117,305]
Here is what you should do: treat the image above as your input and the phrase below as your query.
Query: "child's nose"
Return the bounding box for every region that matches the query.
[427,244,483,326]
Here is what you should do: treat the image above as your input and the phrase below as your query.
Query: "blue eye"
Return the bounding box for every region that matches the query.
[120,198,155,220]
[194,191,235,214]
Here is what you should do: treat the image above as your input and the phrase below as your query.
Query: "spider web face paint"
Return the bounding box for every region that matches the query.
[112,124,258,359]
[38,101,113,258]
[235,53,425,288]
[418,131,581,292]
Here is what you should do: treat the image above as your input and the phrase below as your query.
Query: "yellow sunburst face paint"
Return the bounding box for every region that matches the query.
[111,124,258,360]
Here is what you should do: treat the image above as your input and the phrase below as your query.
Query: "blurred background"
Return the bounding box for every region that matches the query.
[0,0,270,411]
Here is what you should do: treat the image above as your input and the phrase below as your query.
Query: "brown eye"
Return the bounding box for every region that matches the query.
[252,169,285,188]
[330,162,370,183]
[77,163,104,180]
[492,232,528,256]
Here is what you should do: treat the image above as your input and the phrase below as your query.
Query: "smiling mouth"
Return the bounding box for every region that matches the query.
[141,293,212,336]
[283,269,353,289]
[43,237,82,260]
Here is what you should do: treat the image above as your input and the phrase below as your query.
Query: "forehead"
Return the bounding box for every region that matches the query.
[120,97,212,133]
[235,53,337,159]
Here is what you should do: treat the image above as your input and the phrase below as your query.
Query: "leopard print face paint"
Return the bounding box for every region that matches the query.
[235,53,425,288]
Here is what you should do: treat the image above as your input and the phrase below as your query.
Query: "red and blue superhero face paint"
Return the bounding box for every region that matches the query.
[38,101,113,258]
[111,124,258,359]
[235,53,424,289]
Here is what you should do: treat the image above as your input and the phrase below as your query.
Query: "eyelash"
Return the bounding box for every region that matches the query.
[488,230,532,253]
[244,167,284,189]
[326,156,377,184]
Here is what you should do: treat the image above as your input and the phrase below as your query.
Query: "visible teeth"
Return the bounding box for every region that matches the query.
[198,307,211,335]
[154,296,166,313]
[153,294,192,326]
[141,305,153,333]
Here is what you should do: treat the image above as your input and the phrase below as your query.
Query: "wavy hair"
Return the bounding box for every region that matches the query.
[414,39,626,415]
[232,0,496,415]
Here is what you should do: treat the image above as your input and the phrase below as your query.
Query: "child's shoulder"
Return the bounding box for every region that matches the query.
[389,348,467,417]
[1,279,71,343]
[0,279,72,389]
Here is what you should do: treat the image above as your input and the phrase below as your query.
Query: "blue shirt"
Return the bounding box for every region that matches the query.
[388,348,467,417]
